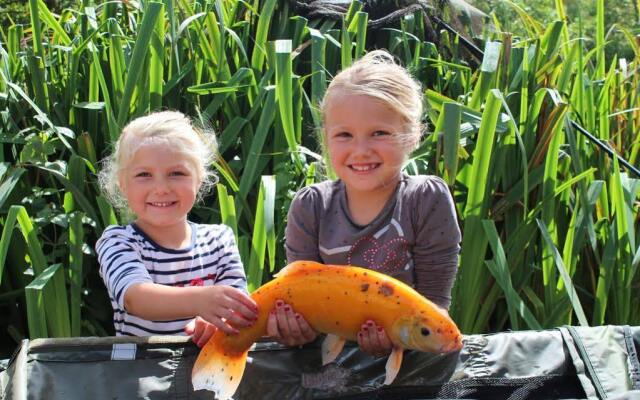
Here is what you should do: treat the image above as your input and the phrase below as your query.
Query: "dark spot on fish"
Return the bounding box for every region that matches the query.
[364,272,368,276]
[365,300,369,304]
[378,283,394,297]
[326,296,330,300]
[397,301,400,305]
[335,321,339,325]
[360,283,370,292]
[437,328,442,334]
[230,376,233,381]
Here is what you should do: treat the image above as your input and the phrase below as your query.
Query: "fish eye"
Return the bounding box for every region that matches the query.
[421,327,430,336]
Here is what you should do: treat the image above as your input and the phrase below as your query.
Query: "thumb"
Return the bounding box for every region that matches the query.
[184,318,197,335]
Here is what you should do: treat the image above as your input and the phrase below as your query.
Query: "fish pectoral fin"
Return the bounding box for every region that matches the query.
[321,334,346,365]
[192,339,248,400]
[383,347,404,385]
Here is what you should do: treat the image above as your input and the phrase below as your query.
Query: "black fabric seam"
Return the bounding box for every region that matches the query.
[624,325,640,390]
[565,325,607,399]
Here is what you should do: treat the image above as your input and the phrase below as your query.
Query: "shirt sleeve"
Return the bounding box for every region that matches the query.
[95,227,153,311]
[212,225,249,293]
[285,186,322,264]
[412,177,461,310]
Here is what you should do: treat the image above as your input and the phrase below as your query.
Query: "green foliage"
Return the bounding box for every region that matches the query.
[0,0,79,26]
[471,0,639,60]
[0,0,639,358]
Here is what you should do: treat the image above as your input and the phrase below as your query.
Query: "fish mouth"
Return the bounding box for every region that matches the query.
[439,336,463,353]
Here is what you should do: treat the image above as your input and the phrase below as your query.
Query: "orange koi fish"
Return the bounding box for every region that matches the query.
[192,261,462,399]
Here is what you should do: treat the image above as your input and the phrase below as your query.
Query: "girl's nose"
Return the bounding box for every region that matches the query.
[353,137,372,155]
[153,178,170,194]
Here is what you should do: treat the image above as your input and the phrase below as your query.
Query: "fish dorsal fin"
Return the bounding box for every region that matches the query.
[274,260,321,278]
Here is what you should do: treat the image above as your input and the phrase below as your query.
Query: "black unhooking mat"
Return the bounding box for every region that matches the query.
[1,325,639,399]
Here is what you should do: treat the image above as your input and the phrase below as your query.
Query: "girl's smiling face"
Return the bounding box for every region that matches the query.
[119,141,200,242]
[324,92,412,199]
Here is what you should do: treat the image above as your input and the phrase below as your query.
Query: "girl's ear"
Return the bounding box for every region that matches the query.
[117,174,126,193]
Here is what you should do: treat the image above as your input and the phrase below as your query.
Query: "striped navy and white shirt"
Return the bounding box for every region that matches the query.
[95,222,247,336]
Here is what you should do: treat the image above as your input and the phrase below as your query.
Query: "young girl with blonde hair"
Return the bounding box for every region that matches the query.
[267,50,461,357]
[96,111,257,346]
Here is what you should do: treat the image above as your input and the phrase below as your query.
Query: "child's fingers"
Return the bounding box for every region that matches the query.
[189,317,206,344]
[357,322,376,353]
[375,325,393,353]
[273,301,310,346]
[220,307,255,328]
[224,287,258,311]
[184,318,196,335]
[266,310,280,338]
[209,318,239,335]
[223,288,258,320]
[197,323,217,347]
[282,306,304,342]
[295,313,317,342]
[359,320,391,357]
[274,302,294,342]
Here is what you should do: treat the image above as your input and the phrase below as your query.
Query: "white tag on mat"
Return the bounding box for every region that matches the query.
[111,343,137,360]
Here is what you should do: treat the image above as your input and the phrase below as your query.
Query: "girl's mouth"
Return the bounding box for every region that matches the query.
[148,201,177,207]
[349,163,380,172]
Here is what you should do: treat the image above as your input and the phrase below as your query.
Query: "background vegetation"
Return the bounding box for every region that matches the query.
[0,0,639,359]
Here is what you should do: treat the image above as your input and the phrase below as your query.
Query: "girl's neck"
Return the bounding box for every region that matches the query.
[135,219,192,250]
[344,180,399,226]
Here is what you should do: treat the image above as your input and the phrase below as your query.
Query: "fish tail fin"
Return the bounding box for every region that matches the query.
[192,338,248,400]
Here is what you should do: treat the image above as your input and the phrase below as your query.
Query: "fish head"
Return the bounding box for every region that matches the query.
[391,314,463,354]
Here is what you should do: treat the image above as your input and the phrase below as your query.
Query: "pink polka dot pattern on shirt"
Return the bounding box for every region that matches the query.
[347,235,410,274]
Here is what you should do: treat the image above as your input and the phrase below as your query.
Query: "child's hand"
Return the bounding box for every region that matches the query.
[357,320,393,357]
[266,300,317,346]
[185,316,217,347]
[194,285,258,335]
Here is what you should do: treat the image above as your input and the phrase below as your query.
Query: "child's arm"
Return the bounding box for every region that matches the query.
[124,282,258,334]
[412,177,462,309]
[284,187,322,263]
[267,188,323,346]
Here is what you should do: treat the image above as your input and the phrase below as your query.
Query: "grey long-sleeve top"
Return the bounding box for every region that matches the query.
[285,174,461,309]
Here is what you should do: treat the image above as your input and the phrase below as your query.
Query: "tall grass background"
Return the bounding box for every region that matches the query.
[0,0,639,356]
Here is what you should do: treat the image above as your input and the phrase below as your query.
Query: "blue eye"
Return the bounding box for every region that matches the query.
[169,171,187,177]
[135,172,151,178]
[373,130,391,137]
